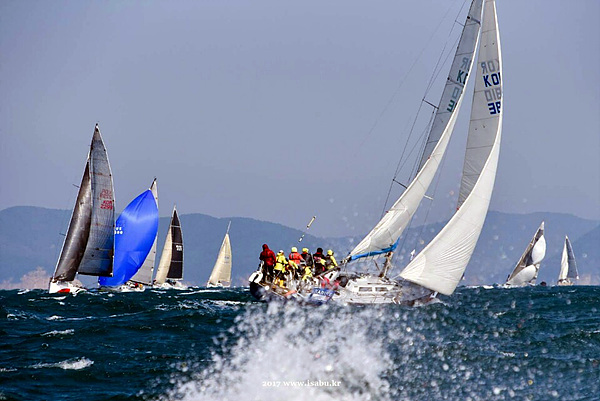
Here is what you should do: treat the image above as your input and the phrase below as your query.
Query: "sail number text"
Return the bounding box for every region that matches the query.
[481,59,501,115]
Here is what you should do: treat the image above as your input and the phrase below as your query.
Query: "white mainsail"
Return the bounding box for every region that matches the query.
[399,0,503,295]
[505,221,545,286]
[558,236,578,283]
[348,0,484,260]
[207,223,233,287]
[129,179,159,285]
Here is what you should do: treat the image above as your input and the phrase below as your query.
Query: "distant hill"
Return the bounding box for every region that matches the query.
[0,206,598,287]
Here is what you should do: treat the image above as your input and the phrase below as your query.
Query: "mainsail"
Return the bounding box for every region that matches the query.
[52,124,115,283]
[558,236,578,283]
[130,179,159,285]
[348,0,484,260]
[98,183,159,287]
[154,206,184,284]
[207,223,233,287]
[399,0,503,295]
[505,221,546,286]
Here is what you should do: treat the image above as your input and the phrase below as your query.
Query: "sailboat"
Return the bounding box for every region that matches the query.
[98,179,159,291]
[153,206,185,289]
[207,222,233,288]
[49,124,115,294]
[249,0,503,304]
[127,179,159,288]
[504,221,546,287]
[557,236,578,286]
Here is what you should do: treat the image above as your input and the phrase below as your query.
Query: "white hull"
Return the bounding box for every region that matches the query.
[48,280,85,294]
[206,282,230,288]
[557,279,574,286]
[505,264,538,287]
[154,281,187,290]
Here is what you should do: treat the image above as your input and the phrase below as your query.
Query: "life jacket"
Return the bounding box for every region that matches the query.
[313,252,325,266]
[289,252,302,267]
[274,254,287,271]
[302,266,313,280]
[325,255,337,268]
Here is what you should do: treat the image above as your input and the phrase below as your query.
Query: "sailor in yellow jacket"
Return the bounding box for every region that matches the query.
[274,250,288,287]
[324,249,338,270]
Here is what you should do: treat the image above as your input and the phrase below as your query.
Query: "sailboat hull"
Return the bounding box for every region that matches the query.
[48,280,85,294]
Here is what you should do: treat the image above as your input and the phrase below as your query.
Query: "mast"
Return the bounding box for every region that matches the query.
[399,0,503,295]
[347,0,484,261]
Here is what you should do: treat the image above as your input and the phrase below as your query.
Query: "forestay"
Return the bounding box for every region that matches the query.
[399,0,503,295]
[348,0,484,260]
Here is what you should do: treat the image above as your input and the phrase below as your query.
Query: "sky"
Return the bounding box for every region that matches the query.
[1,0,599,238]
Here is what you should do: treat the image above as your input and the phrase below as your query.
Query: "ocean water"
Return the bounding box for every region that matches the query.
[1,286,599,401]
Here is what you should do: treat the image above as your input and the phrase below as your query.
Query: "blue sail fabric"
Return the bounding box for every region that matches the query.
[98,190,159,287]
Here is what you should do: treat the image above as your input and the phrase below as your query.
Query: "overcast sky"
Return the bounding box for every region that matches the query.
[1,0,599,237]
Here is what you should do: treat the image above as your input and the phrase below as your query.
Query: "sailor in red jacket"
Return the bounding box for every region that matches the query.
[288,247,303,279]
[259,244,276,282]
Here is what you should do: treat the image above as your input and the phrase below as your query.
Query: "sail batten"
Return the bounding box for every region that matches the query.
[348,0,484,261]
[399,0,502,295]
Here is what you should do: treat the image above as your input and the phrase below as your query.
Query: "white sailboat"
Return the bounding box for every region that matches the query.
[126,178,159,289]
[557,235,578,286]
[504,221,546,287]
[207,222,233,288]
[249,0,503,304]
[153,206,186,289]
[49,124,115,294]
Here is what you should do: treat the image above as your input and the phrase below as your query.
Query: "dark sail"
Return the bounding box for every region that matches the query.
[166,209,184,280]
[52,162,93,281]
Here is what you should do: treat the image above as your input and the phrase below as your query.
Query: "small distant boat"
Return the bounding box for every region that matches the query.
[505,221,546,287]
[153,206,185,289]
[127,179,159,289]
[98,179,159,292]
[557,236,578,286]
[49,124,115,294]
[207,222,232,288]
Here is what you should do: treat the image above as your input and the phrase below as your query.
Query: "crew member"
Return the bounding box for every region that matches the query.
[324,249,338,270]
[259,244,276,282]
[288,247,303,279]
[313,247,326,275]
[274,250,288,286]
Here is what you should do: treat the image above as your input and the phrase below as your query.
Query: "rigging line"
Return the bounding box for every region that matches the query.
[425,0,470,95]
[350,0,465,156]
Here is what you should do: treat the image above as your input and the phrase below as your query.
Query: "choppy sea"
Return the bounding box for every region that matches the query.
[1,286,599,401]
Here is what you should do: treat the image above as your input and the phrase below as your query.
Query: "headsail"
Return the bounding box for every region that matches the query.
[130,179,159,285]
[505,221,545,286]
[77,125,115,276]
[52,124,114,282]
[348,0,484,260]
[558,236,578,282]
[154,206,184,284]
[207,223,233,287]
[98,185,159,287]
[399,0,503,295]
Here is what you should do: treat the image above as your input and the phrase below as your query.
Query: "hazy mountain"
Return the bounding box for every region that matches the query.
[1,206,598,288]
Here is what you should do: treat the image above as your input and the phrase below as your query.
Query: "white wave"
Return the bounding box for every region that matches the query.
[46,315,63,321]
[172,303,394,401]
[32,357,94,370]
[41,329,75,337]
[0,367,17,372]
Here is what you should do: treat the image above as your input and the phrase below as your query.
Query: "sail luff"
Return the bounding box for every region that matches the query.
[208,232,232,286]
[78,125,115,276]
[130,179,159,285]
[348,0,484,260]
[399,0,502,295]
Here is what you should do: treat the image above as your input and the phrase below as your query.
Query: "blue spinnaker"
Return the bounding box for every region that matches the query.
[99,190,158,287]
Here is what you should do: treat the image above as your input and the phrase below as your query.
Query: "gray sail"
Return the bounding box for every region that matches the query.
[565,238,578,279]
[129,179,159,285]
[78,125,115,276]
[52,162,93,281]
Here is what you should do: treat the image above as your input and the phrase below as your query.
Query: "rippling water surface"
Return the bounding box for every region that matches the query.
[1,286,599,400]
